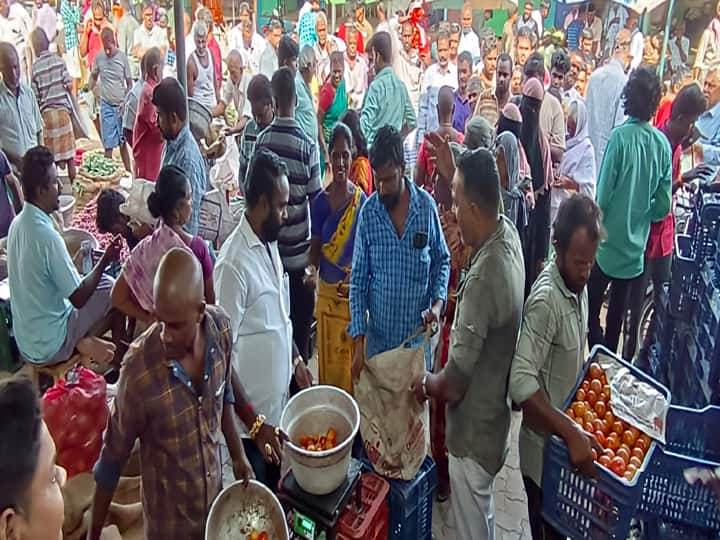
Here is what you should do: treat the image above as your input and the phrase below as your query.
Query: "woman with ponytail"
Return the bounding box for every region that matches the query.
[111,165,215,323]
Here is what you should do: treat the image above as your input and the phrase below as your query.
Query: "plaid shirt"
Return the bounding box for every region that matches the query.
[239,118,261,190]
[60,1,80,50]
[31,51,72,114]
[349,180,450,366]
[94,306,235,540]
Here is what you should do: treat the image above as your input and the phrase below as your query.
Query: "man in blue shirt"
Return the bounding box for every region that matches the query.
[695,69,720,166]
[7,147,124,366]
[349,126,451,376]
[152,77,208,235]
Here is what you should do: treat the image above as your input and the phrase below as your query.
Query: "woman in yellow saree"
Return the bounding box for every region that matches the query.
[307,123,366,394]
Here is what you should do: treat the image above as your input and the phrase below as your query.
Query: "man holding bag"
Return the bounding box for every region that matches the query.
[349,125,450,378]
[410,148,525,540]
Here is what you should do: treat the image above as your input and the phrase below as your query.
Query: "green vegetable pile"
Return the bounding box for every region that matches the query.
[81,153,119,179]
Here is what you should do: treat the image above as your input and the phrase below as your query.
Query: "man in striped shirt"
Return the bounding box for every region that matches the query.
[30,28,77,185]
[239,74,274,188]
[255,67,322,362]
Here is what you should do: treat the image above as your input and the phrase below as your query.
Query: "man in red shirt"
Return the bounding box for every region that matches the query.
[132,47,164,180]
[199,8,222,95]
[624,83,707,360]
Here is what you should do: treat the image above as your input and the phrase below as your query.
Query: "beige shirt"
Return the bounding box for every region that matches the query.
[509,261,588,486]
[540,92,566,151]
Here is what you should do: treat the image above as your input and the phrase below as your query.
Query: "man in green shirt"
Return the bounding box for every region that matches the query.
[509,194,604,540]
[360,31,416,148]
[411,147,524,540]
[587,66,672,353]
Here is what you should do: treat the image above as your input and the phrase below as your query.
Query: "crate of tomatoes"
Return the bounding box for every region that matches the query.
[542,345,671,540]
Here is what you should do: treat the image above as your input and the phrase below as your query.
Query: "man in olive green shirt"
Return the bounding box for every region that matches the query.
[411,148,524,540]
[587,66,671,353]
[509,195,604,540]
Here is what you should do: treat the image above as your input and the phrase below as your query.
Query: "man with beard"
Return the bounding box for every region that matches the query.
[393,20,424,113]
[350,126,450,378]
[153,77,208,235]
[495,52,512,109]
[90,247,254,539]
[215,148,312,489]
[255,68,321,365]
[563,51,584,103]
[515,26,535,68]
[549,49,571,103]
[517,1,540,42]
[477,34,498,92]
[421,30,458,94]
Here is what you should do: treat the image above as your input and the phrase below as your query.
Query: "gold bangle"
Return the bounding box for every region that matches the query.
[249,414,266,440]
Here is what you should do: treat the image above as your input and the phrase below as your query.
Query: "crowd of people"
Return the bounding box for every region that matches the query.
[1,0,720,539]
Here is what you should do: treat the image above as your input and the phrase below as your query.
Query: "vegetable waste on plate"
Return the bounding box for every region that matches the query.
[248,530,268,540]
[299,428,338,451]
[564,361,652,482]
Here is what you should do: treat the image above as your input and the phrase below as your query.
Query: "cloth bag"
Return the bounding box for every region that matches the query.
[355,327,430,480]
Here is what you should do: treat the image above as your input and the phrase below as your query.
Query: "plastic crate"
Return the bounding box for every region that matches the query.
[541,345,671,540]
[336,472,389,540]
[642,518,720,539]
[671,234,701,322]
[361,456,437,540]
[639,405,720,534]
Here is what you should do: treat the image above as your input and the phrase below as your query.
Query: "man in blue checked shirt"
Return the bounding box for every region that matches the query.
[349,126,451,377]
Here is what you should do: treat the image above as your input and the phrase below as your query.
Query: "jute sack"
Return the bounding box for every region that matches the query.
[355,327,430,480]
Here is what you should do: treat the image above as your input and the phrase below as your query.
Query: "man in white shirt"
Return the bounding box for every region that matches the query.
[344,25,367,109]
[214,147,312,488]
[626,11,643,70]
[0,0,31,81]
[458,2,480,62]
[604,2,629,56]
[393,19,423,115]
[313,11,345,82]
[586,29,631,168]
[259,18,283,79]
[421,30,458,94]
[133,3,167,62]
[213,50,251,133]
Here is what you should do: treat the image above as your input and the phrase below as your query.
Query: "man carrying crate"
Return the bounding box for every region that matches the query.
[509,195,604,540]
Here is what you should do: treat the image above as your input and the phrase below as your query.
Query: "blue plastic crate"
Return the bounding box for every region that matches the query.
[639,406,720,534]
[671,235,701,322]
[360,456,436,540]
[541,345,671,540]
[642,518,720,539]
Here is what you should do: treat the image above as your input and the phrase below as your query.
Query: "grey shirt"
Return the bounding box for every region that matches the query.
[444,216,525,476]
[508,260,588,487]
[92,49,132,106]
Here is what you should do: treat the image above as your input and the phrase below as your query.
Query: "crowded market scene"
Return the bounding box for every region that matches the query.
[1,0,720,536]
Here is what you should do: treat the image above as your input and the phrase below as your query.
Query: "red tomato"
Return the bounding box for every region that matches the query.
[606,433,620,451]
[591,448,598,461]
[586,390,598,405]
[576,388,586,401]
[604,411,615,426]
[629,456,642,469]
[258,532,269,540]
[616,446,630,464]
[584,410,596,425]
[602,448,615,459]
[588,362,603,380]
[631,447,645,461]
[609,456,626,476]
[598,454,612,468]
[581,380,591,392]
[594,431,606,446]
[594,400,607,418]
[589,379,603,394]
[611,421,624,435]
[572,401,587,418]
[635,437,648,452]
[622,430,637,447]
[602,384,611,397]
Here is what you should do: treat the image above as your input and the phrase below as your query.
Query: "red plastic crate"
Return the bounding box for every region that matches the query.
[336,472,390,540]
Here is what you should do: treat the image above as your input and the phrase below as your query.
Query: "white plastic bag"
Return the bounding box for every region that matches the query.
[209,139,240,193]
[119,179,155,226]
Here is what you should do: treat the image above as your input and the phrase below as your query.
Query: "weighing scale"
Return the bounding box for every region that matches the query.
[278,458,363,540]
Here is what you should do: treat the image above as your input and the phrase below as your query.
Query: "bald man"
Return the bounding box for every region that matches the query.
[0,43,43,171]
[90,248,255,540]
[213,49,251,133]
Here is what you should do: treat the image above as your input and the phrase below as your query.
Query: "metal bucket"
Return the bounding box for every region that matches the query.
[205,479,289,540]
[279,385,360,495]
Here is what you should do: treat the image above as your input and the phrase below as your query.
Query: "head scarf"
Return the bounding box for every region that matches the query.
[496,131,528,230]
[474,90,499,126]
[557,98,597,204]
[519,79,546,191]
[497,103,523,139]
[464,116,495,150]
